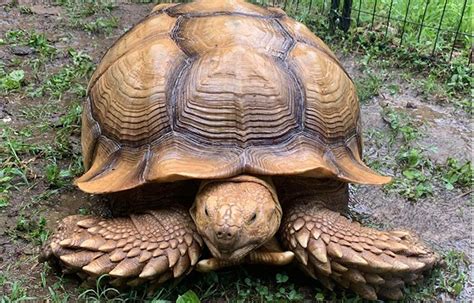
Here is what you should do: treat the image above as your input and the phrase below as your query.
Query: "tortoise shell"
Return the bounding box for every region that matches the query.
[77,0,390,194]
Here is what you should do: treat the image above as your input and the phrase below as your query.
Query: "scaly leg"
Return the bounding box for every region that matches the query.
[280,201,438,300]
[40,206,202,286]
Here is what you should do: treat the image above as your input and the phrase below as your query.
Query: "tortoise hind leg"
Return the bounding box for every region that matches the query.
[280,201,438,300]
[40,206,202,286]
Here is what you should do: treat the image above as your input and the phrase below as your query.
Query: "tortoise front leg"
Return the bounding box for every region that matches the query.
[40,206,202,286]
[196,238,294,272]
[280,201,438,300]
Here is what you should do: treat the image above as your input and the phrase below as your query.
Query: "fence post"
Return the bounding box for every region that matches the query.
[340,0,352,32]
[308,0,313,14]
[417,0,430,42]
[356,0,361,27]
[385,0,394,36]
[399,0,411,46]
[329,0,340,33]
[370,0,377,30]
[449,0,468,60]
[432,0,448,56]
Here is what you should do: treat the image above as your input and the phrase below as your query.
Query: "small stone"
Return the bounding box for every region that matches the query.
[10,46,34,56]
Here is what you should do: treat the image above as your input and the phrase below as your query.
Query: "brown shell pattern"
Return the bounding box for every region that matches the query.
[77,0,390,194]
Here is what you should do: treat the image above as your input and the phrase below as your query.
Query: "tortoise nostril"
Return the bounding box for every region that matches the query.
[215,226,236,240]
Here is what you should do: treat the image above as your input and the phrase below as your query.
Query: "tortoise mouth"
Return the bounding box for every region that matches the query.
[203,235,260,261]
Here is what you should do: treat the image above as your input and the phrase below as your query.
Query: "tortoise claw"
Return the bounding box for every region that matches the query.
[281,202,438,300]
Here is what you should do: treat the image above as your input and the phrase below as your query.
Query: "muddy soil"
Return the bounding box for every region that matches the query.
[0,2,472,302]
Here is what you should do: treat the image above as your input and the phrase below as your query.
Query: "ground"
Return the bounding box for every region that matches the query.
[0,2,472,302]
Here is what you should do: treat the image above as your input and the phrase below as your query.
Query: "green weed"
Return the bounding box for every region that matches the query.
[45,162,72,188]
[0,105,82,205]
[0,167,26,208]
[78,275,123,302]
[62,0,118,34]
[440,158,472,190]
[296,5,472,110]
[80,17,119,34]
[28,32,57,57]
[355,71,382,103]
[353,0,471,47]
[0,280,35,303]
[389,148,434,200]
[31,49,93,98]
[60,0,116,18]
[18,5,33,15]
[382,107,420,143]
[404,250,468,301]
[15,215,49,245]
[0,127,36,203]
[78,270,308,302]
[47,287,70,303]
[0,70,25,93]
[3,29,56,58]
[0,47,89,205]
[239,273,304,302]
[176,290,200,303]
[446,62,472,93]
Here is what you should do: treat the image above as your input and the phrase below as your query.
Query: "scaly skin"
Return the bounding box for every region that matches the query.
[41,175,437,300]
[277,177,439,300]
[194,176,438,300]
[40,176,292,285]
[40,206,203,287]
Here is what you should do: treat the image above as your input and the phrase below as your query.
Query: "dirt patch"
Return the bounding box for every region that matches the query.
[341,54,472,300]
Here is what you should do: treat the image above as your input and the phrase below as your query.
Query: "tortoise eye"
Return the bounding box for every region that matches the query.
[249,213,257,223]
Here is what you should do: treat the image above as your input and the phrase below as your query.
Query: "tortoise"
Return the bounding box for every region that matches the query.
[40,0,438,300]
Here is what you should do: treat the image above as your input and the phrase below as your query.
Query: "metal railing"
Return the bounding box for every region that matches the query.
[250,0,472,63]
[132,0,471,63]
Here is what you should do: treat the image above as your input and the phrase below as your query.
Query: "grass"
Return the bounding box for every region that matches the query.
[355,70,382,103]
[439,158,473,190]
[34,250,469,302]
[61,0,119,34]
[352,0,472,50]
[285,0,472,52]
[373,107,472,200]
[13,214,49,245]
[75,269,327,302]
[390,148,434,200]
[1,29,57,58]
[0,69,25,93]
[382,107,420,143]
[77,16,119,34]
[0,101,83,207]
[29,49,94,98]
[404,250,469,301]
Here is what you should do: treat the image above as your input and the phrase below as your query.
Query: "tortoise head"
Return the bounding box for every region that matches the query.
[190,175,281,261]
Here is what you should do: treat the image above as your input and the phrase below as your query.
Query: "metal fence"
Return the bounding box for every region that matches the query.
[135,0,471,62]
[248,0,472,62]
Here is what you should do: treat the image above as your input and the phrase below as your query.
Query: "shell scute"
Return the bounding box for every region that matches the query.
[77,0,390,194]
